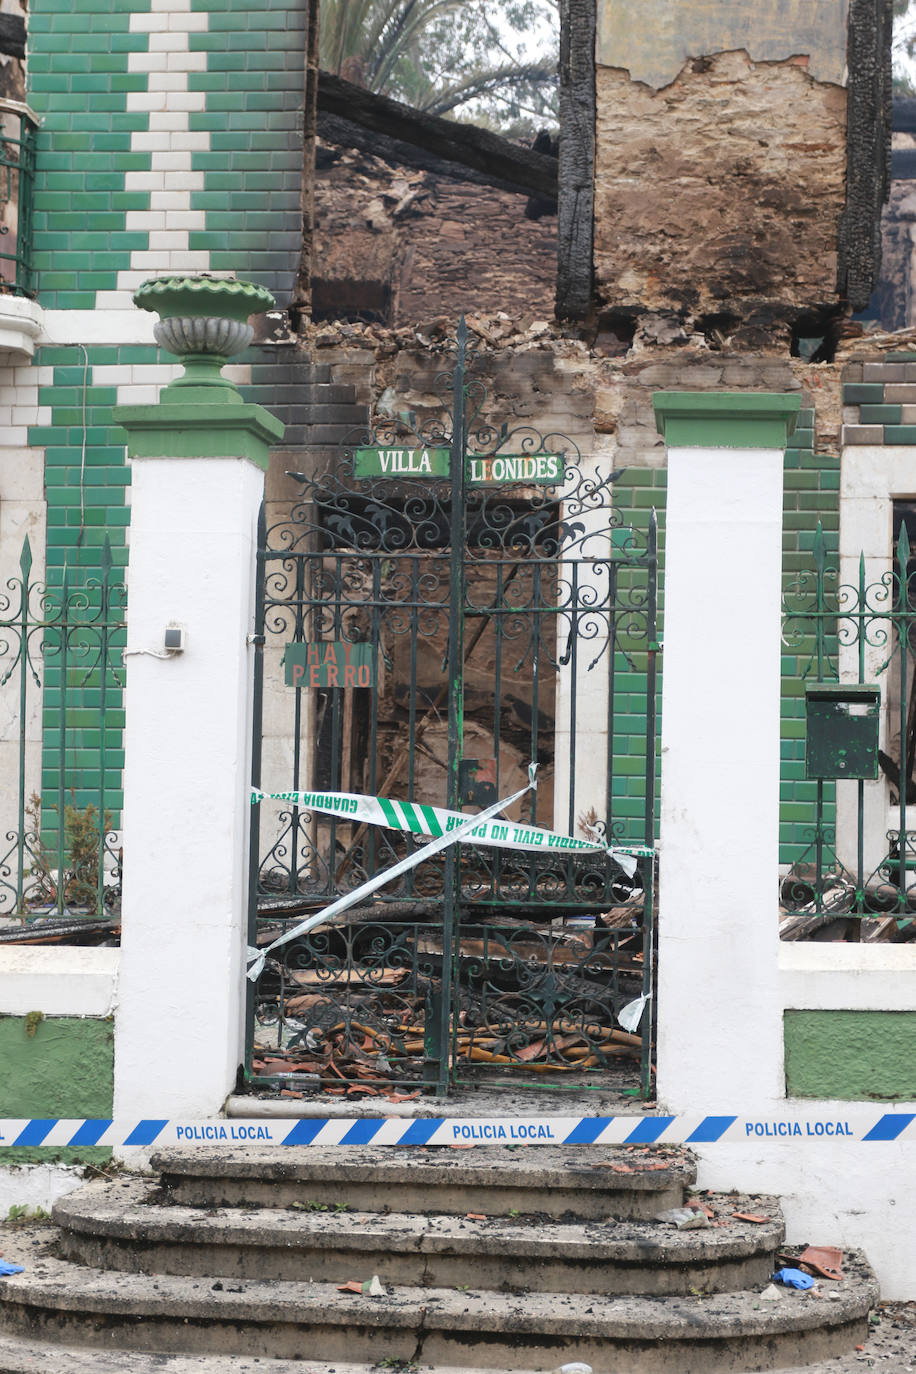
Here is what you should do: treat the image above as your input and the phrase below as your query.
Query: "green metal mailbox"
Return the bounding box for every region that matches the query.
[805,683,880,780]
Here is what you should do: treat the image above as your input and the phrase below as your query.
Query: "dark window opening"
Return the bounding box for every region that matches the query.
[791,310,841,363]
[311,277,391,326]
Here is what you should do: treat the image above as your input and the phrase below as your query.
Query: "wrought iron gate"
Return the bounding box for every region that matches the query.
[247,327,659,1094]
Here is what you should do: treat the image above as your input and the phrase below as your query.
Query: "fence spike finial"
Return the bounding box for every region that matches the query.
[898,519,911,573]
[101,535,113,574]
[19,535,32,579]
[812,520,826,573]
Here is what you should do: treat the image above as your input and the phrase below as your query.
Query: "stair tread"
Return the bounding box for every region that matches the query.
[150,1144,695,1190]
[54,1177,785,1263]
[0,1332,895,1374]
[0,1243,879,1340]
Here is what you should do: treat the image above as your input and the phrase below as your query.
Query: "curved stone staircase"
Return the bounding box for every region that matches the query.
[0,1145,879,1373]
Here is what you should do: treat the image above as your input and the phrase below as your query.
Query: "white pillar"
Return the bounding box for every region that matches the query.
[653,393,799,1112]
[113,390,282,1118]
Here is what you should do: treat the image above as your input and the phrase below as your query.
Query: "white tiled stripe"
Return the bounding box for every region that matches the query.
[98,0,211,310]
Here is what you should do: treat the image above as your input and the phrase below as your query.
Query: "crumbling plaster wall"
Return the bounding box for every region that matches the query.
[267,321,844,489]
[596,0,849,89]
[591,0,882,334]
[594,53,847,336]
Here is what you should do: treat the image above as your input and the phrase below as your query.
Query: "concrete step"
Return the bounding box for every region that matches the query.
[0,1334,901,1374]
[0,1244,879,1371]
[52,1176,784,1296]
[148,1144,695,1219]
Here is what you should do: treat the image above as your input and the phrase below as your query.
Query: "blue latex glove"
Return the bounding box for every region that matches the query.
[773,1267,815,1290]
[0,1261,24,1276]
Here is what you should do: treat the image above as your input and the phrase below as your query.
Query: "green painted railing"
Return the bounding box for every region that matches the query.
[0,99,37,295]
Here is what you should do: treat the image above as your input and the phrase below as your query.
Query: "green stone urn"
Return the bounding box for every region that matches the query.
[133,274,275,401]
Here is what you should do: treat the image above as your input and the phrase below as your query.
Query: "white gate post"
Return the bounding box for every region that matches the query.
[653,393,799,1111]
[113,278,283,1119]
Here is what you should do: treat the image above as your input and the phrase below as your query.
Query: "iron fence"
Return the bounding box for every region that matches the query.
[782,521,916,937]
[0,100,37,295]
[0,537,125,919]
[247,322,659,1093]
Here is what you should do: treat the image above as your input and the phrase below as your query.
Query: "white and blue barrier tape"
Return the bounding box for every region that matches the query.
[1,1113,914,1149]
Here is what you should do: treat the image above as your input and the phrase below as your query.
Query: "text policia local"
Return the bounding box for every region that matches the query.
[745,1120,855,1137]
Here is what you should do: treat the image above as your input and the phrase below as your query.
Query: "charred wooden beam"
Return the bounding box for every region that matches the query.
[838,0,893,310]
[296,0,320,312]
[317,71,558,202]
[0,13,25,59]
[556,0,595,321]
[317,111,545,200]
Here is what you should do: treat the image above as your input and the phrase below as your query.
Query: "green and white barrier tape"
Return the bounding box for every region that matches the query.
[250,784,652,876]
[247,766,542,981]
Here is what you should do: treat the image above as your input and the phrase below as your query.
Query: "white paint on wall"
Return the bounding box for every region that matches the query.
[657,425,916,1298]
[0,947,118,1016]
[689,1128,916,1300]
[39,310,158,347]
[779,939,916,1010]
[114,454,263,1119]
[658,444,786,1110]
[0,1165,88,1215]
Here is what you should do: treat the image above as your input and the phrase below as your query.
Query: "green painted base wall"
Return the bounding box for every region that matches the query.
[0,1015,113,1163]
[784,1009,916,1100]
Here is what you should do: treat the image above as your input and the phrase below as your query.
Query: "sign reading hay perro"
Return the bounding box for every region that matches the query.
[283,642,375,690]
[353,447,565,486]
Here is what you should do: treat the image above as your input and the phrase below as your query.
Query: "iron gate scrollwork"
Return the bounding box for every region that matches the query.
[247,324,659,1094]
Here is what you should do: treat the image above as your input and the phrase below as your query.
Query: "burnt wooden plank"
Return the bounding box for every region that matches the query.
[317,71,557,201]
[838,0,893,310]
[0,13,25,59]
[556,0,595,320]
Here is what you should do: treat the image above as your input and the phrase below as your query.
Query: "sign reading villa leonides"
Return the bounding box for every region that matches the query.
[353,447,565,485]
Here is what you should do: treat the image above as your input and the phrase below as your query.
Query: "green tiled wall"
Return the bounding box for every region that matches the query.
[27,346,161,835]
[780,408,840,865]
[188,0,304,299]
[613,413,841,866]
[611,468,666,842]
[28,0,152,310]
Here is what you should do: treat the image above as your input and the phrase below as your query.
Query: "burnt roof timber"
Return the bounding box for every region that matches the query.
[317,71,558,202]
